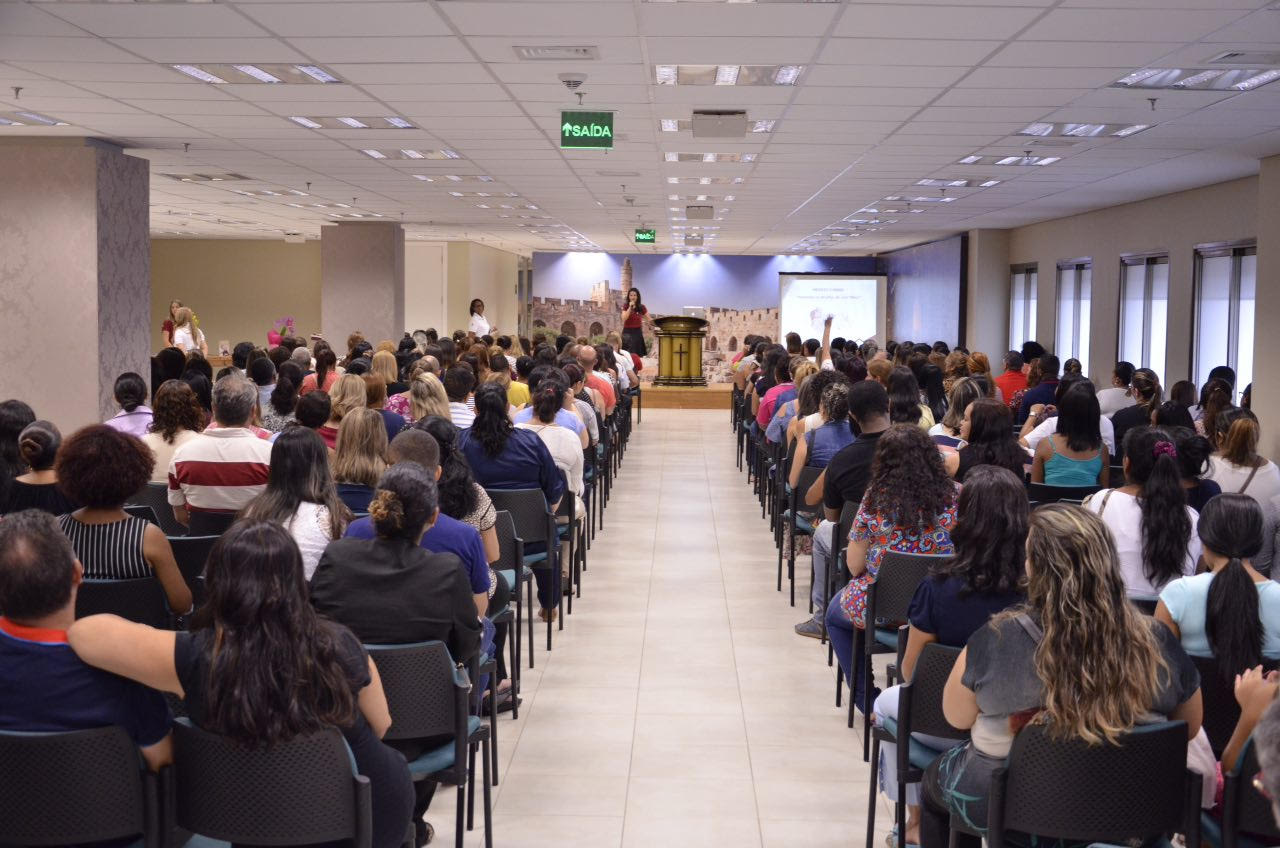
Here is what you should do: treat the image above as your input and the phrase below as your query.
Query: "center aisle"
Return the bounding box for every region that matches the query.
[436,408,889,848]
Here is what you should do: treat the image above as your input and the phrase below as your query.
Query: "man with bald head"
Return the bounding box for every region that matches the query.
[575,344,616,415]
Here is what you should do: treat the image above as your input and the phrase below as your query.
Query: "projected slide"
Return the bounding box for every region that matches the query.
[779,274,883,343]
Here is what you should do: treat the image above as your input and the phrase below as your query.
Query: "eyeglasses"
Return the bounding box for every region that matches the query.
[1254,771,1273,801]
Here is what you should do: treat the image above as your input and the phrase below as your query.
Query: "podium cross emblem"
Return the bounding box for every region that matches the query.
[674,347,687,371]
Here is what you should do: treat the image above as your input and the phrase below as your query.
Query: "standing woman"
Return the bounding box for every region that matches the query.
[161,300,182,347]
[469,298,495,337]
[620,287,652,357]
[171,307,207,356]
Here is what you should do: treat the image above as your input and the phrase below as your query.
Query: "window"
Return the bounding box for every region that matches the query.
[1118,255,1169,379]
[1055,260,1092,377]
[1009,264,1038,352]
[1193,243,1256,394]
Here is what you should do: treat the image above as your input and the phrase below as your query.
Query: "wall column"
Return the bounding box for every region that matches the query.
[965,228,1011,356]
[321,222,405,347]
[0,138,149,431]
[1252,155,1280,459]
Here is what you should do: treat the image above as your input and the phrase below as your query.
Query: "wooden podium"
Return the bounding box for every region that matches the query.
[653,316,709,386]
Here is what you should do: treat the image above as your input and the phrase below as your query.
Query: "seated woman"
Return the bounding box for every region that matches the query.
[1020,374,1117,456]
[919,364,947,426]
[1158,494,1280,678]
[872,466,1027,846]
[1,420,76,515]
[1196,378,1235,440]
[562,364,600,448]
[104,372,153,438]
[332,408,389,513]
[825,424,959,713]
[417,415,500,564]
[944,398,1026,482]
[1084,426,1201,600]
[1030,382,1109,488]
[888,367,935,431]
[929,377,983,451]
[766,360,819,445]
[515,374,586,521]
[260,361,302,433]
[140,380,205,485]
[68,521,414,848]
[1208,409,1279,575]
[318,373,368,450]
[788,383,854,490]
[919,504,1202,848]
[54,425,193,614]
[458,383,565,622]
[299,346,339,396]
[385,359,426,419]
[1110,368,1161,458]
[1171,427,1222,512]
[242,427,352,579]
[363,376,407,445]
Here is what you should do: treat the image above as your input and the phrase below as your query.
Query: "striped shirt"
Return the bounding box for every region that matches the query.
[57,515,151,580]
[168,428,272,514]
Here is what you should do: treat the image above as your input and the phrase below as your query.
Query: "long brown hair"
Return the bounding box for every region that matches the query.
[1003,504,1168,745]
[1216,407,1262,468]
[332,408,388,487]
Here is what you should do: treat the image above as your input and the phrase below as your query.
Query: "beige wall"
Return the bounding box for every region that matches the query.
[1007,177,1257,385]
[320,222,404,349]
[405,241,447,333]
[151,239,321,352]
[1252,155,1280,460]
[965,228,1012,358]
[446,242,520,336]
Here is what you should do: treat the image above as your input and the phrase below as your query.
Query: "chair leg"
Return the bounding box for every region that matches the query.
[454,771,465,848]
[866,735,881,848]
[487,662,499,786]
[481,738,494,848]
[861,651,873,760]
[835,665,843,708]
[466,743,476,831]
[565,532,574,616]
[526,574,536,669]
[896,776,907,848]
[510,604,521,720]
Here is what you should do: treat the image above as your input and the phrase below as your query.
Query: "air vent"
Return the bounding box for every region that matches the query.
[686,205,714,220]
[514,45,599,61]
[1208,51,1280,66]
[691,110,748,138]
[1024,138,1080,148]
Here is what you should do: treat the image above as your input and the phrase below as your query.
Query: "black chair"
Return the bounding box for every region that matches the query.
[553,471,584,612]
[126,481,189,537]
[962,720,1201,848]
[867,643,969,848]
[783,465,823,608]
[171,719,374,848]
[826,500,860,655]
[125,503,161,525]
[850,553,947,756]
[487,488,560,651]
[76,577,172,629]
[490,510,524,707]
[1025,482,1102,504]
[367,641,493,848]
[1218,736,1280,848]
[1193,655,1280,758]
[0,726,162,848]
[187,511,236,536]
[169,534,219,613]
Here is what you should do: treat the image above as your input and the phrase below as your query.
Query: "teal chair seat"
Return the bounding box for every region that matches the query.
[781,509,816,535]
[524,551,548,566]
[405,716,484,777]
[873,627,899,648]
[879,717,953,770]
[497,569,515,589]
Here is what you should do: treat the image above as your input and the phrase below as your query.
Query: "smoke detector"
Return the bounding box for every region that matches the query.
[558,72,587,91]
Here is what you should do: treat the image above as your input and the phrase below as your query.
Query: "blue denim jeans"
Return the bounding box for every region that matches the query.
[826,594,876,714]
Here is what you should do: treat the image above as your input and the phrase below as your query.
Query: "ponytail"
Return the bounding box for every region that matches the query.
[1124,426,1191,590]
[1200,494,1266,677]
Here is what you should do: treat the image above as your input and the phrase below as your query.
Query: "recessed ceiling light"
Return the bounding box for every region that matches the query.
[173,63,342,85]
[1112,124,1150,137]
[413,175,434,181]
[172,64,226,84]
[338,117,368,128]
[289,116,322,128]
[1,110,69,126]
[979,180,1001,187]
[959,155,982,164]
[233,64,281,84]
[400,149,425,159]
[715,65,740,86]
[361,149,386,159]
[654,64,805,86]
[296,65,340,83]
[751,120,776,133]
[660,119,680,132]
[1236,69,1280,90]
[1110,67,1280,91]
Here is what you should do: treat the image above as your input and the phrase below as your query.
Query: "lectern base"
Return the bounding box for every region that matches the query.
[653,376,707,387]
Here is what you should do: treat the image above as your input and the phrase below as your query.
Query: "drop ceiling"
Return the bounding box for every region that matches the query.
[1,0,1279,255]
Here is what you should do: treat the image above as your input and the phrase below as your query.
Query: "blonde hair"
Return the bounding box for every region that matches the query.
[409,373,450,422]
[332,408,388,487]
[1002,504,1169,746]
[173,307,194,329]
[791,360,819,394]
[967,351,991,376]
[327,373,367,421]
[370,350,398,385]
[868,359,893,385]
[375,340,396,354]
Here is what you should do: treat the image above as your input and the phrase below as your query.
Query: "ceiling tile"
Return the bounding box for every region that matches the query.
[1018,8,1252,42]
[832,5,1045,40]
[40,4,270,38]
[237,2,452,37]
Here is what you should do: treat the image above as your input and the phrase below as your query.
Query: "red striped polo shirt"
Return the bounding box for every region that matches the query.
[168,428,272,514]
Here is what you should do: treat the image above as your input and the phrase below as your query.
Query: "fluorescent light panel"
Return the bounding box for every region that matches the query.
[292,116,415,130]
[172,63,342,84]
[0,110,69,126]
[1111,67,1280,91]
[654,64,804,86]
[664,152,755,163]
[1017,121,1152,138]
[360,149,461,160]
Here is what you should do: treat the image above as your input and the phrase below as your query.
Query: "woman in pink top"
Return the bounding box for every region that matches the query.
[299,348,338,396]
[756,357,796,430]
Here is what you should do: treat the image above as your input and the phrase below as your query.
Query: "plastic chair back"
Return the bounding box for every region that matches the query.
[901,643,970,741]
[172,719,371,848]
[1025,482,1102,504]
[366,641,466,742]
[126,481,190,537]
[187,510,236,536]
[1193,655,1280,758]
[76,577,172,628]
[125,503,160,525]
[1222,737,1280,848]
[868,553,946,624]
[987,720,1197,848]
[0,726,155,847]
[486,489,553,547]
[169,534,219,611]
[494,510,523,570]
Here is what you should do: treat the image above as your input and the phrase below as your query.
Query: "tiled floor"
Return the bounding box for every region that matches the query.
[432,408,895,848]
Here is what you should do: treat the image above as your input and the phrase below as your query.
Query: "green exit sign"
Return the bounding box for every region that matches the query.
[560,110,614,149]
[635,228,656,244]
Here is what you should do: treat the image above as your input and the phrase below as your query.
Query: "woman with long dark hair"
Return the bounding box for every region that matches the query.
[458,383,565,620]
[0,399,36,507]
[887,366,934,429]
[516,373,584,503]
[262,361,303,432]
[68,521,414,848]
[1171,426,1222,512]
[920,504,1201,848]
[1085,426,1200,599]
[945,398,1026,482]
[825,424,958,712]
[871,465,1027,845]
[416,415,499,563]
[918,363,947,423]
[620,286,651,356]
[1157,494,1280,678]
[1197,378,1235,440]
[1206,408,1280,574]
[242,427,352,579]
[1031,382,1108,486]
[300,347,338,396]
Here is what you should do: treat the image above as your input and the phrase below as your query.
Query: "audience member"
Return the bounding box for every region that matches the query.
[1172,427,1224,513]
[1020,375,1117,456]
[872,466,1027,844]
[563,364,601,447]
[826,425,958,713]
[1097,361,1136,416]
[261,361,302,433]
[54,425,192,613]
[418,417,500,563]
[929,377,982,449]
[1016,353,1060,424]
[1111,368,1162,458]
[332,408,389,513]
[1198,378,1236,443]
[317,373,368,450]
[1030,382,1109,487]
[765,360,818,444]
[919,364,947,423]
[0,510,173,773]
[576,344,616,415]
[516,374,585,515]
[1168,379,1197,409]
[371,351,406,396]
[944,398,1025,482]
[1084,426,1200,599]
[788,383,854,490]
[242,427,351,579]
[993,351,1025,404]
[69,521,414,848]
[182,371,212,420]
[167,376,272,534]
[1153,400,1195,431]
[0,399,35,507]
[1193,367,1237,422]
[294,390,331,433]
[1,420,76,516]
[941,351,970,397]
[248,356,276,412]
[443,365,477,428]
[1206,408,1280,574]
[141,380,206,484]
[299,347,338,396]
[887,366,934,429]
[104,372,153,437]
[363,375,407,444]
[919,504,1201,848]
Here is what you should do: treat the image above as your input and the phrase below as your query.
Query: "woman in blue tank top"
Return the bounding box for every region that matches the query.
[1031,381,1109,487]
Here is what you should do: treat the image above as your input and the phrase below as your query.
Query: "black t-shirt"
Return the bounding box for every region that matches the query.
[1,480,77,516]
[822,429,885,513]
[1110,403,1150,460]
[175,625,413,848]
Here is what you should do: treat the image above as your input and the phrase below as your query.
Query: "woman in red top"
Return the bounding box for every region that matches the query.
[620,287,652,356]
[161,300,182,347]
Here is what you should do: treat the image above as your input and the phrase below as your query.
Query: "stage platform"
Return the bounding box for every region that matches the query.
[639,383,732,410]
